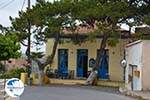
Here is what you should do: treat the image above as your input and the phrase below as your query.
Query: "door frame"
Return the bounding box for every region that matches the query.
[58,49,68,77]
[129,64,138,91]
[97,49,109,79]
[76,49,88,78]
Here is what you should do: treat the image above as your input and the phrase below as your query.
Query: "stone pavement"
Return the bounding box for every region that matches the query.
[126,91,150,100]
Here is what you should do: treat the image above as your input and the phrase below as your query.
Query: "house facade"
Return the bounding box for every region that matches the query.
[46,36,129,82]
[125,40,150,91]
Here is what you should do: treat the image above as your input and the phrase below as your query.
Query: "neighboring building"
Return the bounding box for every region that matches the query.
[125,40,150,91]
[46,26,130,82]
[5,58,26,71]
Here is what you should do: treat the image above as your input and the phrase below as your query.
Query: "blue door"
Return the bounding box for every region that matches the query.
[58,49,68,77]
[98,50,109,79]
[77,50,88,77]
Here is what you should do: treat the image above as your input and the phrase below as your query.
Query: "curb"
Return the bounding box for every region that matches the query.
[125,92,149,100]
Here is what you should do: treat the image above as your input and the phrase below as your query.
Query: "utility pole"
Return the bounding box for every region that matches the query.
[4,61,6,100]
[27,0,31,78]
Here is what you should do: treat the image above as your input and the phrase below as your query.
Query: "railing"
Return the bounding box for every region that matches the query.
[46,70,75,79]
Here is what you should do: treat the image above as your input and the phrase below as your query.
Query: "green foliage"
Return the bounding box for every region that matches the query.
[0,68,26,79]
[133,34,150,40]
[9,68,26,79]
[70,34,87,45]
[0,62,4,73]
[144,16,150,25]
[31,52,45,58]
[0,34,20,61]
[88,32,96,42]
[72,0,130,24]
[10,0,73,44]
[7,0,150,71]
[7,0,150,45]
[107,38,119,47]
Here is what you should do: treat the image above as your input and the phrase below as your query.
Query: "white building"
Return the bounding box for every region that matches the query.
[125,40,150,91]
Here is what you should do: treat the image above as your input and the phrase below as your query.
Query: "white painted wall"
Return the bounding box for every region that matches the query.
[125,41,143,91]
[142,41,150,90]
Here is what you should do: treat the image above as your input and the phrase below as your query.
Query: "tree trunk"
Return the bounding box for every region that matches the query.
[40,36,59,70]
[25,35,59,86]
[38,70,44,86]
[25,38,31,78]
[86,36,107,85]
[30,35,59,70]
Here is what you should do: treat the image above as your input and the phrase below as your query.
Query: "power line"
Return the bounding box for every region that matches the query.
[0,2,5,6]
[0,1,6,7]
[21,0,26,11]
[0,0,15,9]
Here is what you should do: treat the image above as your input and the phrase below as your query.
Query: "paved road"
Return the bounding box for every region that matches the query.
[20,85,135,100]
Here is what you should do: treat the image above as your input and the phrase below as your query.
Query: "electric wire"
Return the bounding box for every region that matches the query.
[21,0,26,11]
[0,0,16,9]
[0,2,5,6]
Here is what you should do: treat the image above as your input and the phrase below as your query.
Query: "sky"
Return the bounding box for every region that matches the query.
[0,0,53,54]
[0,0,129,54]
[0,0,35,26]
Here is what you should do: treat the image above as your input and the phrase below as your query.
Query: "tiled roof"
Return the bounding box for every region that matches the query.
[62,24,131,35]
[63,25,93,34]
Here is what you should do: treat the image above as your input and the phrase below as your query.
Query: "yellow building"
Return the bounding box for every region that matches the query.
[46,27,130,82]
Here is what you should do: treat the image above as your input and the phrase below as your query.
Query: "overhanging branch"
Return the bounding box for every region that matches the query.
[20,41,28,46]
[30,34,59,70]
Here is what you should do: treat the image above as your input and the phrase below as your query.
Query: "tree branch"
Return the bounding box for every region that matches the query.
[30,34,59,70]
[20,41,28,46]
[92,36,107,71]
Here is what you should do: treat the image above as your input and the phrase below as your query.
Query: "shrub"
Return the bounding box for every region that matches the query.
[0,67,26,79]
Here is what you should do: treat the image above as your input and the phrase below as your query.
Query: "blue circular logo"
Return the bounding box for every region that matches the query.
[5,78,24,97]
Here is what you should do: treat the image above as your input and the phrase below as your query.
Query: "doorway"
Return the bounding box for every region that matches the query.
[97,49,109,79]
[58,49,68,77]
[77,49,88,77]
[129,65,138,90]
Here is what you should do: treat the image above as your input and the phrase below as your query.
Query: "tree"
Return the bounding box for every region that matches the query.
[0,34,20,60]
[81,0,150,84]
[67,0,134,84]
[9,0,149,85]
[0,27,20,61]
[0,26,20,73]
[10,0,73,85]
[11,0,74,64]
[124,0,150,40]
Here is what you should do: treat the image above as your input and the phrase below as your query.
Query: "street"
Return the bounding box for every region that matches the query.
[20,85,135,100]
